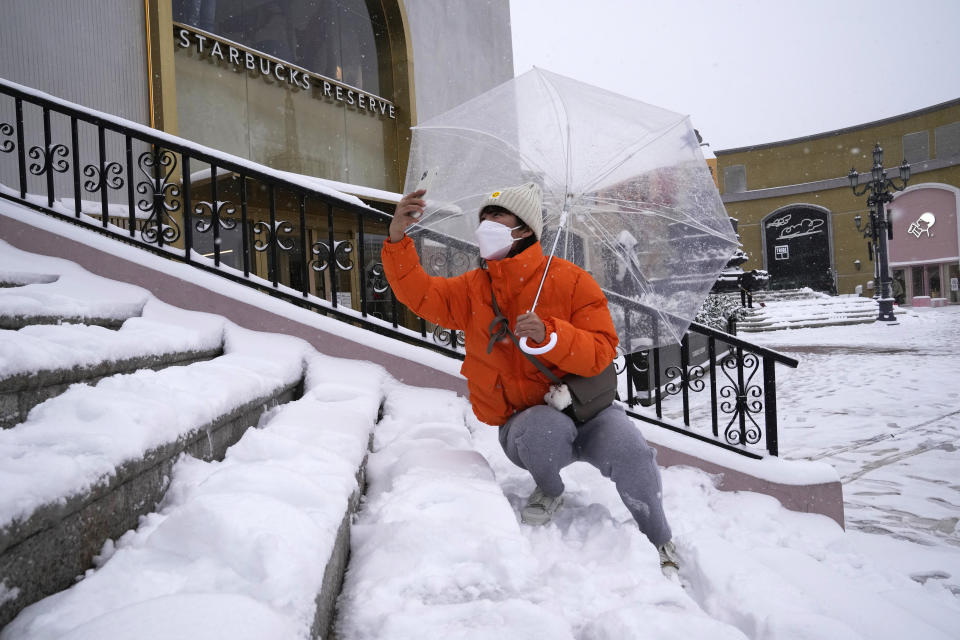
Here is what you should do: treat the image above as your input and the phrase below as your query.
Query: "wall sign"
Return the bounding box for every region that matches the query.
[774,245,789,260]
[907,212,936,238]
[174,23,397,119]
[768,213,825,241]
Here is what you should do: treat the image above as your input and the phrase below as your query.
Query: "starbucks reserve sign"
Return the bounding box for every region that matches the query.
[174,23,397,120]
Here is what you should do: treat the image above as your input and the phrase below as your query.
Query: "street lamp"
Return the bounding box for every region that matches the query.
[848,142,910,322]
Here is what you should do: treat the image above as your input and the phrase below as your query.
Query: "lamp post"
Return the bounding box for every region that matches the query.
[848,143,910,322]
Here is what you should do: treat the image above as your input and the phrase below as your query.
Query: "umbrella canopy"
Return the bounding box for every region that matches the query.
[404,68,738,351]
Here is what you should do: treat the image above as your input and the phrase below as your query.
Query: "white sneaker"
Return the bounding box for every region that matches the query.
[521,487,564,525]
[657,540,680,579]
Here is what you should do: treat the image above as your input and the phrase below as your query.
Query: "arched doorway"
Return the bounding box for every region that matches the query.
[761,204,835,293]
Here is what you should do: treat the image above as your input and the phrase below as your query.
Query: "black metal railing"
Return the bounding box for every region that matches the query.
[608,292,797,458]
[0,78,797,457]
[0,78,462,356]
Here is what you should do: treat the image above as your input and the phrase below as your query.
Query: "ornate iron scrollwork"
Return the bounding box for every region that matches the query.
[425,248,473,276]
[254,220,296,252]
[718,351,763,446]
[369,262,389,295]
[28,143,69,175]
[663,363,706,397]
[83,161,124,193]
[193,200,238,232]
[309,239,354,271]
[433,325,465,349]
[136,148,182,245]
[0,123,14,153]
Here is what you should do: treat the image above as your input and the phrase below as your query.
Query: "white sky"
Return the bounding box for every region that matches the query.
[510,0,960,150]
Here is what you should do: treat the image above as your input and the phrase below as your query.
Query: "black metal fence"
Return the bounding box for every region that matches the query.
[612,306,797,458]
[0,78,797,458]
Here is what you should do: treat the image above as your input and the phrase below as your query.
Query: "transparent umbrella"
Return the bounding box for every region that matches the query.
[404,68,738,351]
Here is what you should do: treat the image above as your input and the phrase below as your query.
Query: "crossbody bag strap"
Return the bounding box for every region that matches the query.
[488,286,563,386]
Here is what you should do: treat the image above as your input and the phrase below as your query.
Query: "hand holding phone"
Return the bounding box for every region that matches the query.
[411,167,438,218]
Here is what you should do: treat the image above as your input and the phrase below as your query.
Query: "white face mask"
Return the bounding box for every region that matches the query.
[476,220,522,260]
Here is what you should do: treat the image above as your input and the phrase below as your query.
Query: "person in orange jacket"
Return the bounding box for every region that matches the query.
[382,182,679,576]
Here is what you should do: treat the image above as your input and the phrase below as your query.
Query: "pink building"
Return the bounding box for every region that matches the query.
[888,184,960,305]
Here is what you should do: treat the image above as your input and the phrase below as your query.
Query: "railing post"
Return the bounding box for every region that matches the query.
[152,146,164,249]
[299,193,309,297]
[210,163,220,266]
[735,346,747,446]
[15,98,26,198]
[182,155,193,262]
[268,184,279,286]
[97,126,108,226]
[42,106,54,208]
[326,201,337,304]
[358,211,368,317]
[709,336,719,437]
[680,333,690,426]
[125,135,134,235]
[239,174,250,277]
[763,355,779,456]
[70,116,80,219]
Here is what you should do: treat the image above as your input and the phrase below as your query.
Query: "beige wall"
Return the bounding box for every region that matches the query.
[717,102,960,193]
[716,100,960,296]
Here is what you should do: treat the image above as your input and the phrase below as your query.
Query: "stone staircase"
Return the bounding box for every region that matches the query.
[736,288,882,332]
[0,253,374,635]
[0,215,846,637]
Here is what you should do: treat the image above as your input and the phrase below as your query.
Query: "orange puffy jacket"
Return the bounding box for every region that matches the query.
[382,236,618,426]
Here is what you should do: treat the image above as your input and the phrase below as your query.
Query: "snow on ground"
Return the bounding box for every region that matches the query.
[746,305,960,554]
[3,218,960,637]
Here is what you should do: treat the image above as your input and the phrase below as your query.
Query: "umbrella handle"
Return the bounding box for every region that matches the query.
[519,333,558,355]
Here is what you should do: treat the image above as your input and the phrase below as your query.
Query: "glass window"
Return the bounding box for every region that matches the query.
[911,265,925,297]
[902,131,929,164]
[173,0,381,94]
[935,122,960,159]
[723,165,746,193]
[929,265,942,299]
[949,264,959,304]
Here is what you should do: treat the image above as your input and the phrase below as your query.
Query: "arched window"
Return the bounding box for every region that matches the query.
[173,0,382,94]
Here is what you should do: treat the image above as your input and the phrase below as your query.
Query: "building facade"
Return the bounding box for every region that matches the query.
[715,99,960,305]
[0,0,513,195]
[0,0,513,325]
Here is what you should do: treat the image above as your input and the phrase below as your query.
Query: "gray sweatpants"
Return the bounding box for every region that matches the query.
[499,403,672,546]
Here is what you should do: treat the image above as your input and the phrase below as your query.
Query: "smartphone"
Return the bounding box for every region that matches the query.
[411,167,438,219]
[415,166,438,193]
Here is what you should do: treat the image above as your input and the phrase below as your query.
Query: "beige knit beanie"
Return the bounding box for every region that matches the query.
[479,182,543,239]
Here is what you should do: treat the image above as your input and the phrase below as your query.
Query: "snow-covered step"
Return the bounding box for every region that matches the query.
[0,242,149,329]
[2,354,385,640]
[0,320,224,428]
[336,387,749,640]
[0,333,306,628]
[737,292,882,332]
[741,317,877,332]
